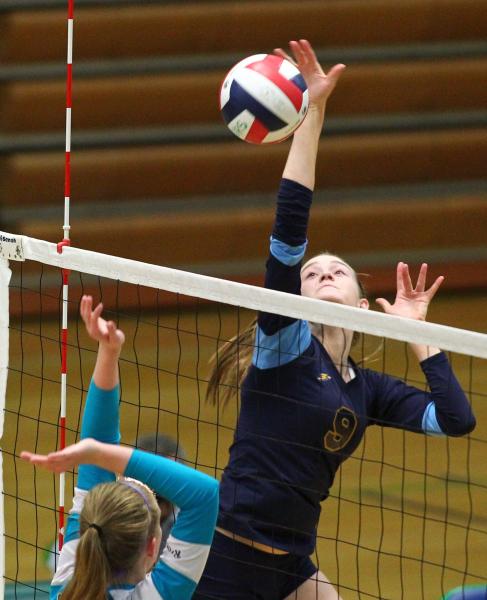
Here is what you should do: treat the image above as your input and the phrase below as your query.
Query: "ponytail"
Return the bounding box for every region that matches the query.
[206,319,257,409]
[61,526,110,600]
[61,481,160,599]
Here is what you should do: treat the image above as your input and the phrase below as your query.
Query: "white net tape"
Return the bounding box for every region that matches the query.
[1,231,486,359]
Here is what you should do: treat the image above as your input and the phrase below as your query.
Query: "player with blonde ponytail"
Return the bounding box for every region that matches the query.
[22,296,219,599]
[59,479,161,600]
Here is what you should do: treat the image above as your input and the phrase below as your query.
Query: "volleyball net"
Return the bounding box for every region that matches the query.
[1,231,486,599]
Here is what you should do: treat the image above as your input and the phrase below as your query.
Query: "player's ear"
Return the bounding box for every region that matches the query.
[146,535,157,558]
[359,298,369,310]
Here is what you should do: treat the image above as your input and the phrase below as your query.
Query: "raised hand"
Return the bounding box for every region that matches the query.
[274,39,345,107]
[80,295,125,351]
[80,295,124,387]
[376,262,444,322]
[279,40,345,188]
[21,438,101,474]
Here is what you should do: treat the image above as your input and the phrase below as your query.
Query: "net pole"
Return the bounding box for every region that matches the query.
[56,0,74,554]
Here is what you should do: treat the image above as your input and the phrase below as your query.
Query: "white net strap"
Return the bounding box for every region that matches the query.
[0,258,11,439]
[2,230,487,359]
[0,258,11,600]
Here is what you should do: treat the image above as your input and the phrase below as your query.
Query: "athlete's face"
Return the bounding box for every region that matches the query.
[300,254,369,309]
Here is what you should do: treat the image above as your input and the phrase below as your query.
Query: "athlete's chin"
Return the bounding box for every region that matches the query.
[302,288,347,304]
[317,291,344,304]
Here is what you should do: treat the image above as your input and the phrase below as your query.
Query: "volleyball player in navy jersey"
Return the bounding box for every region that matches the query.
[21,296,219,600]
[194,40,476,600]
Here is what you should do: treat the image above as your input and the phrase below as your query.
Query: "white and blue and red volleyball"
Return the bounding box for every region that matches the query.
[220,54,309,144]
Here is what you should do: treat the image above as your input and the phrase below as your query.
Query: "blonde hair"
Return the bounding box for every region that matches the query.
[61,480,160,600]
[206,319,257,410]
[206,253,369,408]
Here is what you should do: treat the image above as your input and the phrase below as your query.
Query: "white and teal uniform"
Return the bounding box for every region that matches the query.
[51,381,219,599]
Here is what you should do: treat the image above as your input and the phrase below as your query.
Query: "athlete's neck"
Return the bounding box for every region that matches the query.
[312,323,353,380]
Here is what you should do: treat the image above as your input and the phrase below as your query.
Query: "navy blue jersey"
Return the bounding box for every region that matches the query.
[217,178,475,556]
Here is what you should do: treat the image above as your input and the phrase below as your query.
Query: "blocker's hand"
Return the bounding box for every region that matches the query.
[21,438,101,474]
[376,262,444,322]
[274,39,345,107]
[80,295,125,350]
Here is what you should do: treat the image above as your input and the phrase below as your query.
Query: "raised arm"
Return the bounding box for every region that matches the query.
[373,264,475,435]
[76,295,125,490]
[22,439,219,599]
[23,440,219,598]
[376,262,443,361]
[279,40,345,190]
[269,41,344,275]
[80,295,125,390]
[369,352,476,437]
[268,40,345,286]
[22,297,126,480]
[254,42,345,369]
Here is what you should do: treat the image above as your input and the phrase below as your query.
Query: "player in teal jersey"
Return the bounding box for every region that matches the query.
[22,296,219,600]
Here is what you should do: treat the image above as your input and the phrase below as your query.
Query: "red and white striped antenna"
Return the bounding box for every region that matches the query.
[56,0,75,553]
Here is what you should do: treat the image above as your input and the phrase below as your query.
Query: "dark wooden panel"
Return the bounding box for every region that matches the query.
[16,195,487,266]
[10,192,486,309]
[2,58,487,133]
[1,0,486,63]
[2,129,486,206]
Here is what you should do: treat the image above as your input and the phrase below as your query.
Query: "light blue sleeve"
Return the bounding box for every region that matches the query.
[253,319,312,369]
[64,512,80,542]
[151,561,196,600]
[422,401,445,436]
[256,236,312,369]
[270,236,307,266]
[124,450,219,545]
[77,380,120,490]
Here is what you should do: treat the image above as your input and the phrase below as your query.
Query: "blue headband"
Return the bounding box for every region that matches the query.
[119,480,151,510]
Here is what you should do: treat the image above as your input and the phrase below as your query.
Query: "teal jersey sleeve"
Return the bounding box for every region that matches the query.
[124,450,219,598]
[124,449,219,545]
[78,380,120,491]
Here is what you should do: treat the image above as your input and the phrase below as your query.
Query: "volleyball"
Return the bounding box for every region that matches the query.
[219,54,309,144]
